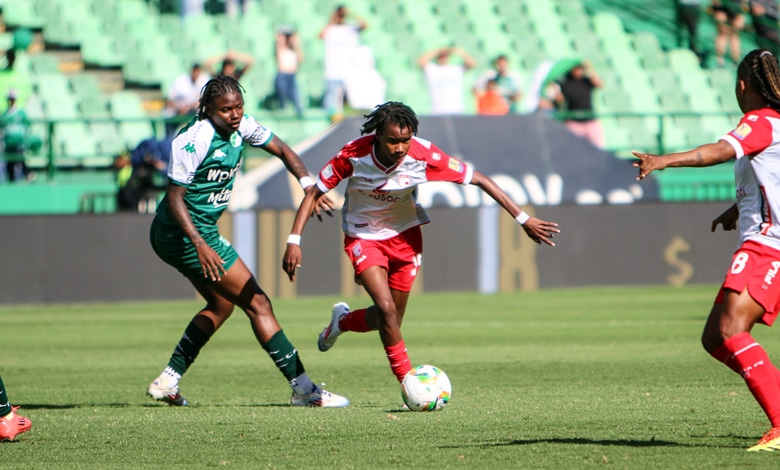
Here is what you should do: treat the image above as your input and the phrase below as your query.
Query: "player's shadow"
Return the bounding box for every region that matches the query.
[440,437,743,449]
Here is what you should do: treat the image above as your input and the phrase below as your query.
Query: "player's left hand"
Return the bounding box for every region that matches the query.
[522,217,560,246]
[632,151,664,180]
[282,244,302,282]
[312,191,335,222]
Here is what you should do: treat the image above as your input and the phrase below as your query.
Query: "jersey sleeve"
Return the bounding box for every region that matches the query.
[240,114,274,147]
[721,113,774,159]
[316,152,354,192]
[422,142,474,185]
[167,131,209,186]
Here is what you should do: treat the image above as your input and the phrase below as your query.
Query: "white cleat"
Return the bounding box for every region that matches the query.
[147,378,188,406]
[290,387,350,407]
[318,302,349,352]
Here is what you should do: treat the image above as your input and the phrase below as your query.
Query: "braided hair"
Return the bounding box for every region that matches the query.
[198,75,245,120]
[738,49,780,111]
[360,101,419,136]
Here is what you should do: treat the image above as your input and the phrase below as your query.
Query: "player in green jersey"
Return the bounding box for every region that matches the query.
[147,75,348,407]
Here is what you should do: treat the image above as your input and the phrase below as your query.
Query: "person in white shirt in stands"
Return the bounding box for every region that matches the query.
[319,4,368,122]
[283,101,559,400]
[344,45,386,113]
[417,46,477,115]
[163,63,210,137]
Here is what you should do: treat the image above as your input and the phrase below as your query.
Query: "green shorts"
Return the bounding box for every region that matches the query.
[150,216,239,283]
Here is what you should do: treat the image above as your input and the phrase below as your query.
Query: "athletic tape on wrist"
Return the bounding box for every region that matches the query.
[299,176,314,189]
[287,234,301,245]
[515,212,530,225]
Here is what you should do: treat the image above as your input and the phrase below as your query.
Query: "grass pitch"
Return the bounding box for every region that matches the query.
[1,285,779,468]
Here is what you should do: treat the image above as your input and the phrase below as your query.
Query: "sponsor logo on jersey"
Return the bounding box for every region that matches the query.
[213,149,226,159]
[181,142,196,153]
[207,188,232,208]
[207,163,240,183]
[448,157,463,172]
[732,123,752,140]
[322,164,334,179]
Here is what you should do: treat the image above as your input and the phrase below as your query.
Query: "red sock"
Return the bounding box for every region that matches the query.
[711,333,780,427]
[385,340,412,383]
[338,308,372,333]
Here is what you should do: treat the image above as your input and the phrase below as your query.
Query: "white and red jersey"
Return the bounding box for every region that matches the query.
[316,134,474,240]
[721,107,780,251]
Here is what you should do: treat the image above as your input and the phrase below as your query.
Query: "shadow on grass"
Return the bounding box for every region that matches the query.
[440,437,744,449]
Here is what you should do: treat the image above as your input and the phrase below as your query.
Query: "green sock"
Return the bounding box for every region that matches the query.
[262,330,306,383]
[0,375,10,417]
[167,321,211,376]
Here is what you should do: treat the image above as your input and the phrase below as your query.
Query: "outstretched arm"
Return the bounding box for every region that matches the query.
[282,186,324,281]
[633,140,736,181]
[470,171,559,246]
[261,135,335,219]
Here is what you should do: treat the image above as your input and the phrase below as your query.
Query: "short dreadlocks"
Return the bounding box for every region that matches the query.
[198,75,245,120]
[360,101,418,136]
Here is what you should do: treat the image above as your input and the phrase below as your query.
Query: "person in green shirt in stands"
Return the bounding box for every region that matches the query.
[0,90,34,182]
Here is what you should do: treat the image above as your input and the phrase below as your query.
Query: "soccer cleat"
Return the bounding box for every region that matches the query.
[318,302,349,352]
[147,378,188,406]
[0,407,32,442]
[748,427,780,451]
[290,387,350,408]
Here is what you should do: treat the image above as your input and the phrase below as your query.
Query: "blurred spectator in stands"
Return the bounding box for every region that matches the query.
[417,46,477,115]
[225,0,250,17]
[275,26,304,118]
[676,0,704,61]
[123,136,174,213]
[204,50,254,81]
[474,78,510,116]
[344,45,386,113]
[0,90,34,182]
[319,4,368,122]
[163,63,210,137]
[553,61,605,149]
[114,152,137,211]
[749,0,780,55]
[712,0,747,66]
[179,0,204,18]
[473,54,523,113]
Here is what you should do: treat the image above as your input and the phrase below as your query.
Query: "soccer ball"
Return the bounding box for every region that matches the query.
[401,365,451,412]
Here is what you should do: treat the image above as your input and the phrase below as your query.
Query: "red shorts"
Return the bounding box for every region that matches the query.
[343,226,423,292]
[715,240,780,326]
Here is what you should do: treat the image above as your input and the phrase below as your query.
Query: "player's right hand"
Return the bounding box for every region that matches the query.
[522,217,560,246]
[283,244,302,282]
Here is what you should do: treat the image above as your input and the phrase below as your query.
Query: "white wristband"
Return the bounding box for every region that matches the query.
[287,234,301,245]
[299,176,314,189]
[515,212,530,225]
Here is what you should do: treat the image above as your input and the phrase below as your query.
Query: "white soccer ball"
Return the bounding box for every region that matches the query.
[401,365,452,412]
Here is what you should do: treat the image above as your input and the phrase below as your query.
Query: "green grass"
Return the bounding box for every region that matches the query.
[1,285,779,468]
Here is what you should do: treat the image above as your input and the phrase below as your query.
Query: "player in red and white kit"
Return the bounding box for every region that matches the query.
[282,101,559,395]
[634,49,780,451]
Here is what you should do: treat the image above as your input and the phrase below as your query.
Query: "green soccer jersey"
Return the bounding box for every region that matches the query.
[0,105,29,150]
[156,115,273,232]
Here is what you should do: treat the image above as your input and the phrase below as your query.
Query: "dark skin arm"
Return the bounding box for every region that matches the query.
[712,203,739,232]
[166,184,227,282]
[262,134,335,220]
[282,185,323,282]
[632,140,736,180]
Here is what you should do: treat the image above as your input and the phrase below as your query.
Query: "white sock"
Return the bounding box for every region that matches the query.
[289,373,317,395]
[159,366,182,388]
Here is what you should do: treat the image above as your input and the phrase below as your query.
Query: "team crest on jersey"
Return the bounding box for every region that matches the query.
[352,242,362,257]
[448,157,463,172]
[322,164,334,179]
[748,114,759,121]
[399,174,411,187]
[733,123,752,140]
[230,132,242,147]
[432,152,441,160]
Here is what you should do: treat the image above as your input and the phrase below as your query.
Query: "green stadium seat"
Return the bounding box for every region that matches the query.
[91,122,127,157]
[3,1,45,28]
[110,91,147,120]
[79,95,111,120]
[119,121,156,149]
